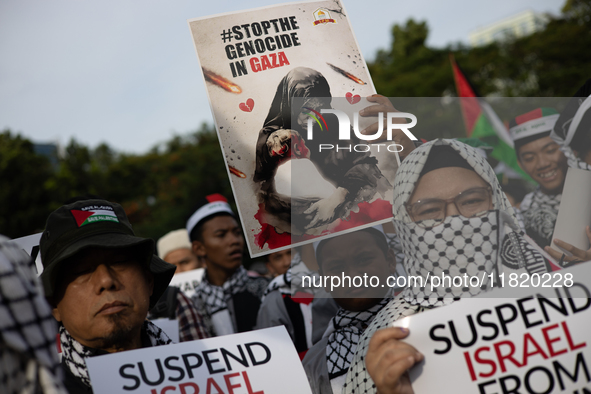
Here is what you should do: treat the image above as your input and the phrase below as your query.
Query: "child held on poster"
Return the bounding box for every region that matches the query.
[546,78,591,264]
[302,225,396,394]
[256,244,338,360]
[342,139,550,394]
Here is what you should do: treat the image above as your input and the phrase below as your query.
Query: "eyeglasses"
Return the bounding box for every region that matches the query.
[405,187,493,227]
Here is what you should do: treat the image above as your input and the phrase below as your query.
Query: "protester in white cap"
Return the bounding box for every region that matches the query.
[151,228,211,341]
[157,229,203,273]
[509,107,567,248]
[187,194,269,336]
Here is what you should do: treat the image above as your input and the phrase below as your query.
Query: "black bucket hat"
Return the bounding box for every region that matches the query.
[40,199,175,308]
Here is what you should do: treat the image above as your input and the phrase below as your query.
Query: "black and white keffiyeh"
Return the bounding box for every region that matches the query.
[519,188,561,248]
[193,266,250,317]
[344,139,549,394]
[0,236,66,394]
[551,79,591,171]
[192,266,267,335]
[324,294,392,380]
[393,139,548,307]
[263,250,303,297]
[59,320,171,388]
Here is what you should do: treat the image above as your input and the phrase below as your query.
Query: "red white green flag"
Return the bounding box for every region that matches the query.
[450,55,532,182]
[71,209,119,227]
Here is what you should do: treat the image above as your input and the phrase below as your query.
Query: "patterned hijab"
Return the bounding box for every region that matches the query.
[59,320,171,388]
[393,139,547,307]
[343,139,549,394]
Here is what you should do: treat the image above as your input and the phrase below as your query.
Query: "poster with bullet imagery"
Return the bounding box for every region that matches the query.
[188,0,399,257]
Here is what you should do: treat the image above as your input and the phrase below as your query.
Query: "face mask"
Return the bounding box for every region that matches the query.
[394,211,501,307]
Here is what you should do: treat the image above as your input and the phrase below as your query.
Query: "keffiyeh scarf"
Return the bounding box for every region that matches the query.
[324,294,392,380]
[519,188,561,248]
[193,266,251,316]
[193,266,268,335]
[0,236,66,394]
[59,320,171,388]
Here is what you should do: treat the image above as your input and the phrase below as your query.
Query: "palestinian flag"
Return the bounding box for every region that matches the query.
[71,208,119,227]
[450,54,533,182]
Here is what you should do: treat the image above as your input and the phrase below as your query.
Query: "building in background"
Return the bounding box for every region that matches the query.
[469,10,549,47]
[33,143,59,168]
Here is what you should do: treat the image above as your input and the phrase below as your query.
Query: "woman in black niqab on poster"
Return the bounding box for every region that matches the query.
[254,67,391,242]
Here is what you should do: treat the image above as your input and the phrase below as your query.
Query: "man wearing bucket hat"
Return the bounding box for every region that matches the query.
[39,199,177,393]
[510,107,567,248]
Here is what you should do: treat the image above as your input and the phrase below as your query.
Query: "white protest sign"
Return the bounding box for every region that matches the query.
[151,318,180,344]
[169,268,205,298]
[394,263,591,393]
[7,232,43,275]
[551,167,591,255]
[86,326,312,394]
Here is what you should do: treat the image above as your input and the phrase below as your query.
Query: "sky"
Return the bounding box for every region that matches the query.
[0,0,565,154]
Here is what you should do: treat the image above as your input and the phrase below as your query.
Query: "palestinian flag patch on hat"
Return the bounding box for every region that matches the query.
[509,107,559,142]
[70,205,119,227]
[186,193,234,235]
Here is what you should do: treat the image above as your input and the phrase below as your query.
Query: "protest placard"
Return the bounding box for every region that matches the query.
[394,262,591,393]
[169,268,205,298]
[188,0,399,257]
[86,326,312,394]
[8,232,43,275]
[551,167,591,257]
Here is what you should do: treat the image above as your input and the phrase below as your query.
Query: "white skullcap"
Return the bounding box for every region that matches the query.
[157,229,192,259]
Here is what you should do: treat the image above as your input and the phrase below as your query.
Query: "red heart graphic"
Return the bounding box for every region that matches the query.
[346,92,360,104]
[239,98,254,112]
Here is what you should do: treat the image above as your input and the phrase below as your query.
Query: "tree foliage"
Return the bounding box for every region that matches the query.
[370,1,591,98]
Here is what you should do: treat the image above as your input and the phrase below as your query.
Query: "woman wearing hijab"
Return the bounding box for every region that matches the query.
[254,67,391,237]
[342,139,549,394]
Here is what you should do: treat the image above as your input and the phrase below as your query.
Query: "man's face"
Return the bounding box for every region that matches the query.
[193,215,244,273]
[319,231,393,311]
[52,247,153,352]
[164,248,202,273]
[518,136,568,195]
[266,249,292,277]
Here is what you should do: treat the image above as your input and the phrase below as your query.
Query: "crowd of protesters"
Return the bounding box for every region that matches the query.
[2,79,591,394]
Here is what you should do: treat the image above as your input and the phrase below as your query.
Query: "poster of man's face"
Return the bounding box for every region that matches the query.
[189,0,398,257]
